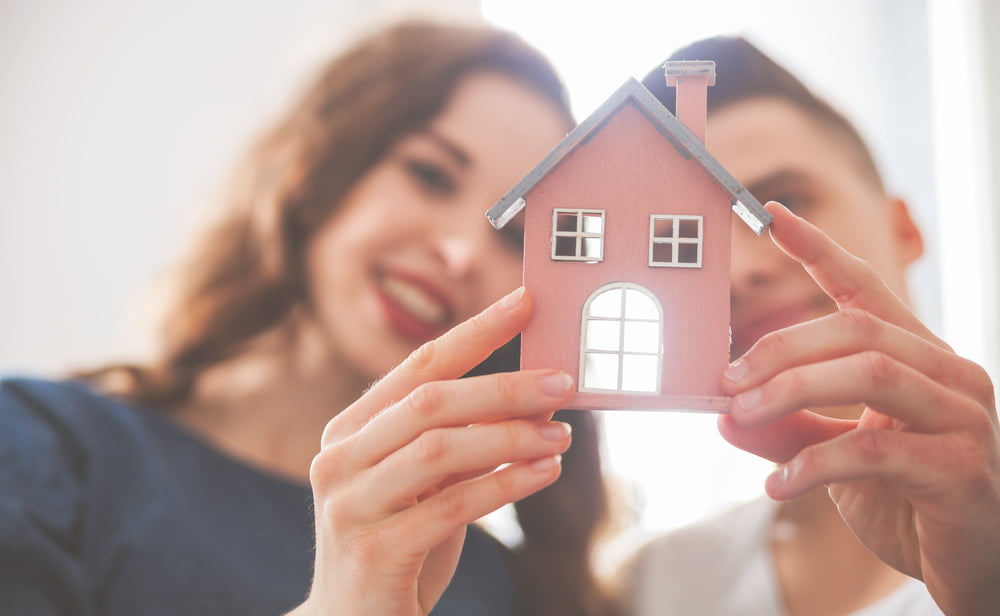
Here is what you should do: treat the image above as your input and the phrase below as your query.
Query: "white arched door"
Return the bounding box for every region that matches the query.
[579,283,663,393]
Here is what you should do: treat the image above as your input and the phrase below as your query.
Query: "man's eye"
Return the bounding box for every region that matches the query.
[405,160,456,196]
[761,192,809,212]
[498,224,524,251]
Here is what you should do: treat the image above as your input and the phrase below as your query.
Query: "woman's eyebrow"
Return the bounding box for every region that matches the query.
[418,128,471,168]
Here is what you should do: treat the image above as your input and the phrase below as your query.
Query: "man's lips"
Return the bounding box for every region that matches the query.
[375,269,455,341]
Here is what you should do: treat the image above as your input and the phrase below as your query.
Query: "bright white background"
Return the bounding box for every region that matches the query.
[481,0,1000,561]
[3,0,998,560]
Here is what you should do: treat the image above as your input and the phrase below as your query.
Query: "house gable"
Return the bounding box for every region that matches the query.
[516,99,733,408]
[486,77,771,234]
[519,98,732,274]
[484,69,767,412]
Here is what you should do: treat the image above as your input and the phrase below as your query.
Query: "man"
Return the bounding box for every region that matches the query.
[622,37,999,616]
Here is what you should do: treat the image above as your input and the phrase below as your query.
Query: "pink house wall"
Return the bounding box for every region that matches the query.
[521,101,732,411]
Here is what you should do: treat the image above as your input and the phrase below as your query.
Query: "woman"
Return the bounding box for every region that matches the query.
[0,21,613,616]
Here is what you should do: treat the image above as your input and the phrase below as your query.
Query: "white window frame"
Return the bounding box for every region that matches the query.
[551,208,606,262]
[579,282,663,394]
[649,214,703,268]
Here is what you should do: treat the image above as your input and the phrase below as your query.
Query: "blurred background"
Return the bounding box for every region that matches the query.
[3,0,998,562]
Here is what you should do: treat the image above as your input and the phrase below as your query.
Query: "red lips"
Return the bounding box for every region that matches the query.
[374,267,456,342]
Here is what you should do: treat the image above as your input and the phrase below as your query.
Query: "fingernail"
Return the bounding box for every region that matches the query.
[724,358,749,382]
[499,286,526,309]
[767,200,792,214]
[538,421,571,440]
[530,454,561,471]
[539,371,573,396]
[735,387,761,412]
[766,464,789,493]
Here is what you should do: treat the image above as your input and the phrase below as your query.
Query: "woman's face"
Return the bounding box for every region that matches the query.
[307,71,569,379]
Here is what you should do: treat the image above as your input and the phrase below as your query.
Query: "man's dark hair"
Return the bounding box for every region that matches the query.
[643,36,884,191]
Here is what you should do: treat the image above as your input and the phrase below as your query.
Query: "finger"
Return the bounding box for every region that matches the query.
[764,202,947,349]
[728,350,980,431]
[361,419,572,517]
[376,456,563,560]
[324,286,533,445]
[416,529,467,611]
[718,411,856,463]
[344,369,573,473]
[723,309,995,410]
[426,463,518,496]
[763,428,964,501]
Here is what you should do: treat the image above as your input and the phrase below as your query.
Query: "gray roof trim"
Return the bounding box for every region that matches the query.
[486,77,771,235]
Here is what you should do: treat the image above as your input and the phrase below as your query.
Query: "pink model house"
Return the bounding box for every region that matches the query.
[486,61,771,412]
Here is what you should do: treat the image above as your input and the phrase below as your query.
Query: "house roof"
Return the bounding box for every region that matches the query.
[485,77,771,235]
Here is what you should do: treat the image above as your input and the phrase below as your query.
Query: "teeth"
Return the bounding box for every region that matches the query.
[381,275,448,326]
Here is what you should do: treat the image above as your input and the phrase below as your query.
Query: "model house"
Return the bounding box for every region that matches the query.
[486,61,771,412]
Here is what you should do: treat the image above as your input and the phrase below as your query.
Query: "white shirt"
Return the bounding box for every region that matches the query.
[621,498,944,616]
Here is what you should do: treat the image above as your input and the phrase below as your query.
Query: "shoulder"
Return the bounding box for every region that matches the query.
[0,376,155,496]
[1,376,149,453]
[0,376,110,453]
[619,498,780,615]
[0,377,142,555]
[634,497,777,570]
[0,375,137,424]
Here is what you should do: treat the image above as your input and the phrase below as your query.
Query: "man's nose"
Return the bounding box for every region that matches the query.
[730,217,784,299]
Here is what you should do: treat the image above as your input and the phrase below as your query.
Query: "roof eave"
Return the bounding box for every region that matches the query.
[486,79,652,229]
[485,77,772,234]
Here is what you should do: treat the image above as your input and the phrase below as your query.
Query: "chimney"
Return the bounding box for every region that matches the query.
[663,61,716,142]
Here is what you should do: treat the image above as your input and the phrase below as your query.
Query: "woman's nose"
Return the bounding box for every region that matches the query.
[438,234,479,278]
[434,207,491,279]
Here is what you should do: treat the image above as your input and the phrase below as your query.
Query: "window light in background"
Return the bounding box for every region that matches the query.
[480,0,1000,566]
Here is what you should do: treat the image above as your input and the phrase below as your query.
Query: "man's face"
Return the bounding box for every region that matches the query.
[708,97,923,410]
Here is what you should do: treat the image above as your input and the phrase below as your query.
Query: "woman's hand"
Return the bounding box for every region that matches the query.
[719,202,1000,616]
[299,286,574,616]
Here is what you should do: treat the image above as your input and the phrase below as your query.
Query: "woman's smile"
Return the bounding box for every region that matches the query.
[375,268,454,341]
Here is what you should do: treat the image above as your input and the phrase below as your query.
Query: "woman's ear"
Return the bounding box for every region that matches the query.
[888,196,924,266]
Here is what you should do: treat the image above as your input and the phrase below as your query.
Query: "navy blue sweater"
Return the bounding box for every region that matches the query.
[0,378,517,615]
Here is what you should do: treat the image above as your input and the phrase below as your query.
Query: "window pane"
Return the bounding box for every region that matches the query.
[588,288,622,318]
[582,212,603,233]
[651,242,675,264]
[652,217,674,238]
[678,242,699,264]
[556,212,578,232]
[623,320,659,353]
[582,237,603,259]
[586,319,621,352]
[678,218,700,238]
[624,288,658,320]
[584,352,619,390]
[554,236,577,257]
[621,354,659,392]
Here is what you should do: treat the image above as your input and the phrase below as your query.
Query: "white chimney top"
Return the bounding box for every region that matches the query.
[663,60,717,86]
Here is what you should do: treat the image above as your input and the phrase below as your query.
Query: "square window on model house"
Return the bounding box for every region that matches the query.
[649,215,703,267]
[551,209,605,262]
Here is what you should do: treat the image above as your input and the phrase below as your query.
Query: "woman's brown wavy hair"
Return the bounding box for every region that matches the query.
[83,20,614,616]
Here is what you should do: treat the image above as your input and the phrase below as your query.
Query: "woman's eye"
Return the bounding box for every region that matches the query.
[405,159,456,196]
